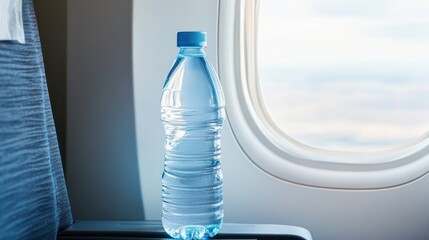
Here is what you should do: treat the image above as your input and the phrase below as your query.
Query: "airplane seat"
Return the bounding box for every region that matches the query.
[0,0,73,239]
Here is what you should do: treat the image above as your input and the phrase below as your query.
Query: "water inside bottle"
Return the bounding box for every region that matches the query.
[161,34,225,239]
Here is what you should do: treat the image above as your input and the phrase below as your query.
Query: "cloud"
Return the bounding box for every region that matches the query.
[365,23,429,43]
[309,0,390,18]
[258,67,429,151]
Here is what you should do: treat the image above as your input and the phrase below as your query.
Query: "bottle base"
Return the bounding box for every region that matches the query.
[164,223,222,240]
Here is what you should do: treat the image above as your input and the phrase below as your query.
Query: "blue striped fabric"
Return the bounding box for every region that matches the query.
[0,0,73,239]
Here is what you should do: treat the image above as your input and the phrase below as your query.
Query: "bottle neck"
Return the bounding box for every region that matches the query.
[178,47,206,57]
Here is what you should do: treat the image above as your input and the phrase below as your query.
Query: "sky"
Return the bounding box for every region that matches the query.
[257,0,429,152]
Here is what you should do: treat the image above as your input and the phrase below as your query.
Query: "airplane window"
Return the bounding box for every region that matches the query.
[218,0,429,188]
[258,0,429,152]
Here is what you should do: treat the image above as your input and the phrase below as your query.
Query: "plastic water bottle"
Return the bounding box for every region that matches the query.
[160,31,225,239]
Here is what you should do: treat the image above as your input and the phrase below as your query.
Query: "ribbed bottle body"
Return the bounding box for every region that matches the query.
[160,47,224,240]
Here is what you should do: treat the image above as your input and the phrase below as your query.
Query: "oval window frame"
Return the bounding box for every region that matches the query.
[217,0,429,189]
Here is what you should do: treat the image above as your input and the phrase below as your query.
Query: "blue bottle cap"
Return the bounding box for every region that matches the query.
[177,31,207,47]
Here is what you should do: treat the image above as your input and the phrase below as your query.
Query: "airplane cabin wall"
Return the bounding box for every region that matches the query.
[133,1,429,240]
